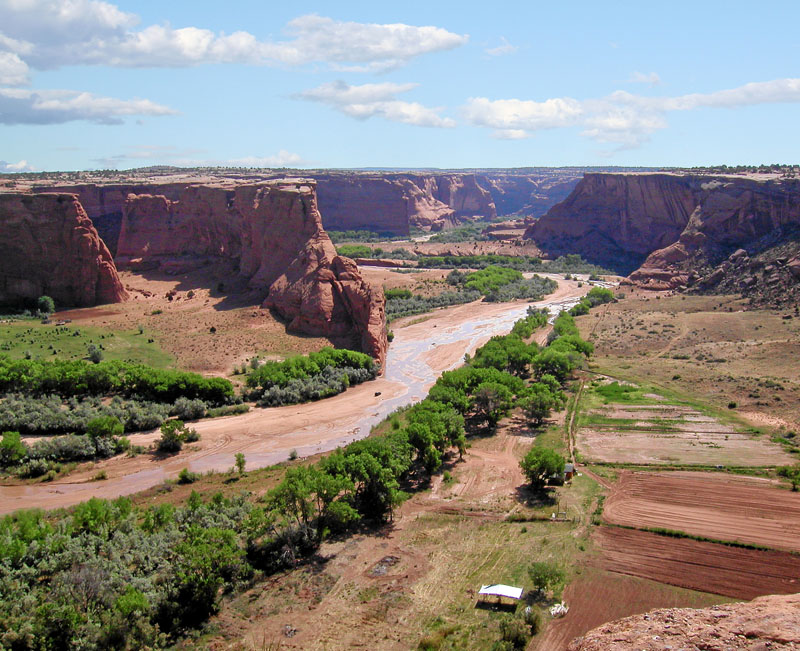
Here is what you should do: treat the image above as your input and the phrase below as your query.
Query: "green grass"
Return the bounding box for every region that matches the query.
[0,321,174,368]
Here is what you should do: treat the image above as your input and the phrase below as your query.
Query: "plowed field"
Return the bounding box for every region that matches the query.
[593,526,800,600]
[534,567,727,651]
[603,471,800,551]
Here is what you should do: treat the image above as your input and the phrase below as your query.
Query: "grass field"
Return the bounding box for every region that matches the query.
[575,378,794,466]
[0,319,174,367]
[579,293,800,433]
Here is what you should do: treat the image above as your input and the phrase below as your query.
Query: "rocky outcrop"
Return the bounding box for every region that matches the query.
[526,173,800,302]
[525,173,698,273]
[315,173,497,235]
[567,592,800,650]
[479,170,583,217]
[0,193,128,307]
[120,182,387,364]
[31,182,188,255]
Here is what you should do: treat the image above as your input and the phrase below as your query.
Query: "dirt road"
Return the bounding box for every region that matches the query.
[0,277,586,514]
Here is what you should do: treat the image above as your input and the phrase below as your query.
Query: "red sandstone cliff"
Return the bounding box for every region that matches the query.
[568,592,800,650]
[525,173,698,272]
[526,173,800,304]
[315,173,497,235]
[120,181,387,365]
[0,193,128,307]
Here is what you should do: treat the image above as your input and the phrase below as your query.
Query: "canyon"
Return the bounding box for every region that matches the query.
[526,171,800,305]
[0,176,387,364]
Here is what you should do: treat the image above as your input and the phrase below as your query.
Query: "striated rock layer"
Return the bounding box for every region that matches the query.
[568,592,800,650]
[119,181,387,365]
[0,193,128,307]
[315,173,497,235]
[526,173,800,298]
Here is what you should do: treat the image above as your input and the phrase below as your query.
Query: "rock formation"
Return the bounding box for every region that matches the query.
[315,173,497,235]
[525,173,698,273]
[526,172,800,305]
[0,193,128,307]
[120,181,387,364]
[567,592,800,650]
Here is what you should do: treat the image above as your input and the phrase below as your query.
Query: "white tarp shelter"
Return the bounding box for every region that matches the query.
[478,584,523,600]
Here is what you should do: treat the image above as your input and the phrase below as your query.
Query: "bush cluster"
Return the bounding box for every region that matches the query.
[245,348,377,406]
[0,357,234,405]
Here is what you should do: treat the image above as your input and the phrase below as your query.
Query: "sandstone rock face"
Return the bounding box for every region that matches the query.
[315,173,497,235]
[479,171,583,217]
[526,173,698,272]
[31,182,188,255]
[120,182,387,365]
[567,592,800,650]
[0,193,128,307]
[527,173,800,301]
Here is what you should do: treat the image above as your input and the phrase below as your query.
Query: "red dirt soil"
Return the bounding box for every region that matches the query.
[603,471,800,552]
[534,567,727,651]
[592,526,800,600]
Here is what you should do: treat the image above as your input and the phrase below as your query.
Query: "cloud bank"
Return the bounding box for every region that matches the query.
[298,80,456,128]
[464,78,800,147]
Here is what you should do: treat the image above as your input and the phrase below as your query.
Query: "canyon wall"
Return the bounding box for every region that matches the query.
[119,181,387,364]
[314,173,497,235]
[525,173,698,273]
[0,193,128,307]
[526,173,800,303]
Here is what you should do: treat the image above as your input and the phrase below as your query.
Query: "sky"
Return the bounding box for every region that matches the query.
[1,0,800,172]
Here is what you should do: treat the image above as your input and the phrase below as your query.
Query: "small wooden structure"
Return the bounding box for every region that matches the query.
[564,463,575,482]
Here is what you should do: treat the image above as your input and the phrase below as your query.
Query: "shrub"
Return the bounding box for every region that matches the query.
[37,296,55,314]
[498,617,531,650]
[86,416,124,439]
[0,430,27,467]
[157,420,199,453]
[235,452,246,475]
[178,467,198,484]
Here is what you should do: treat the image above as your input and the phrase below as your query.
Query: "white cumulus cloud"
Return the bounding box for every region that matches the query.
[0,87,177,124]
[0,51,29,85]
[0,159,35,172]
[0,3,467,70]
[463,77,800,149]
[297,80,455,128]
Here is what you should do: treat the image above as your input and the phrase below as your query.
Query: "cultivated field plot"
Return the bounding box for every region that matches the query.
[576,386,792,466]
[603,471,800,551]
[533,566,727,651]
[593,526,800,600]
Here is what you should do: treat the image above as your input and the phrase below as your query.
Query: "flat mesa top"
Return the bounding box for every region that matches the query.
[478,584,523,599]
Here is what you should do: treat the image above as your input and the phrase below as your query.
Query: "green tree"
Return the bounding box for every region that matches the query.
[0,431,28,466]
[520,446,565,490]
[235,452,246,475]
[86,416,124,439]
[528,561,565,596]
[471,382,514,426]
[37,295,55,314]
[778,464,800,491]
[519,385,562,426]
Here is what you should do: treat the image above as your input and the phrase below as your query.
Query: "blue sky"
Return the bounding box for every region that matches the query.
[1,0,799,172]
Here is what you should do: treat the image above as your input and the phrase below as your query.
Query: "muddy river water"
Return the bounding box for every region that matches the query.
[0,278,586,513]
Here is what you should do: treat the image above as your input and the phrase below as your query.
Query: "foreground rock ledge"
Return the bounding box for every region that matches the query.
[567,592,800,650]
